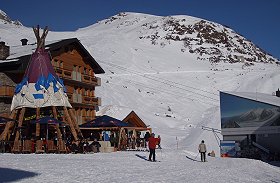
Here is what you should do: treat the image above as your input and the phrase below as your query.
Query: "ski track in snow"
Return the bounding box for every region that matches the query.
[0,151,279,183]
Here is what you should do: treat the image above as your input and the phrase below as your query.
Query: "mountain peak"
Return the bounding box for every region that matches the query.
[0,10,22,26]
[92,12,279,65]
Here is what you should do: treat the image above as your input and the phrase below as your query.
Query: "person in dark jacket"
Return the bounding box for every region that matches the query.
[148,133,158,161]
[198,140,207,162]
[90,138,101,153]
[144,131,151,151]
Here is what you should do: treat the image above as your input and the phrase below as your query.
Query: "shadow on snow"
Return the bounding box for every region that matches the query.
[185,155,201,162]
[135,154,148,161]
[0,167,39,182]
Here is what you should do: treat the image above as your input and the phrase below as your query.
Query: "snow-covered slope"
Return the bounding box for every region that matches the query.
[0,10,22,26]
[1,11,280,155]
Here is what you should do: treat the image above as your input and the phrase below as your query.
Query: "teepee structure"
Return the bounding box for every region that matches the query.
[0,26,82,153]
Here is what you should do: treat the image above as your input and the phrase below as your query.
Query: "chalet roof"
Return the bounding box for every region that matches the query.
[221,91,280,107]
[123,111,147,128]
[0,38,105,74]
[96,106,148,128]
[80,115,130,128]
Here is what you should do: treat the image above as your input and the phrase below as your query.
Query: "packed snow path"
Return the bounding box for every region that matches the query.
[1,150,279,183]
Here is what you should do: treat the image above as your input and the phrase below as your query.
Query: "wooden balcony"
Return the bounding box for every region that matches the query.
[0,85,14,98]
[66,93,101,107]
[53,66,101,87]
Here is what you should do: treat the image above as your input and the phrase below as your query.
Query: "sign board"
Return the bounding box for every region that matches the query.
[220,140,236,157]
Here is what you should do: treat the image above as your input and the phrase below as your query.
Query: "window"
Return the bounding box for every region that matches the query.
[84,68,88,75]
[60,61,63,68]
[52,59,59,67]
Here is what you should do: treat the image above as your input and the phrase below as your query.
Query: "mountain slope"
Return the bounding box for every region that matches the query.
[0,10,22,26]
[1,11,280,154]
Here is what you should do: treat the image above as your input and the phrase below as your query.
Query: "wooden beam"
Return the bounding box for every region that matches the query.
[35,108,40,140]
[52,106,63,139]
[12,107,26,152]
[52,106,63,152]
[69,108,82,138]
[37,26,48,49]
[33,25,40,44]
[33,25,49,50]
[117,128,123,150]
[63,107,78,141]
[0,109,17,141]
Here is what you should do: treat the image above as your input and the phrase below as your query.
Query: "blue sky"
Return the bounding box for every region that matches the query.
[1,0,279,59]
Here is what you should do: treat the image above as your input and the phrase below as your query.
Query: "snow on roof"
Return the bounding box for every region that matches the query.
[222,91,280,107]
[6,40,62,60]
[0,58,19,63]
[96,105,135,120]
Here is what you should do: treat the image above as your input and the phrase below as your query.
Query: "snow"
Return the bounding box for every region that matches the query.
[0,151,280,183]
[0,11,280,182]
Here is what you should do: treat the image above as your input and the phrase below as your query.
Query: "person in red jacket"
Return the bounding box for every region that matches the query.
[148,133,158,161]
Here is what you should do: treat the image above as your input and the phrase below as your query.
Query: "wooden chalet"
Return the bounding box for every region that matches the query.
[0,37,105,125]
[79,111,151,152]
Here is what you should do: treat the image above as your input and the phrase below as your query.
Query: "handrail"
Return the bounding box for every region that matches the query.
[53,66,99,83]
[67,92,100,105]
[252,141,270,154]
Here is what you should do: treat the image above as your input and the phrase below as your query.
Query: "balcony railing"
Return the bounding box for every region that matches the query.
[67,93,101,106]
[53,66,101,86]
[0,85,14,98]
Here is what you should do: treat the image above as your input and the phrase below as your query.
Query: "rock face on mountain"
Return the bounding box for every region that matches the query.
[0,10,22,26]
[96,12,278,66]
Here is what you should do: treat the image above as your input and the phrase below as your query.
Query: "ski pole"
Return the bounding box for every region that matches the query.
[194,152,199,160]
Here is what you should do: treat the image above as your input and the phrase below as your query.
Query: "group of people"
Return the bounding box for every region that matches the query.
[145,134,209,163]
[68,139,101,154]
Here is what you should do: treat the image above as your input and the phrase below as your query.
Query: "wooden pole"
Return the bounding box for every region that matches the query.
[13,107,26,152]
[0,109,17,141]
[52,106,63,150]
[33,25,48,50]
[63,107,78,141]
[69,108,82,138]
[117,128,123,150]
[35,108,40,140]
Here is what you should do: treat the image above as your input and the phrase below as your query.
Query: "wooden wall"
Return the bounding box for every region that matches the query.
[51,45,99,124]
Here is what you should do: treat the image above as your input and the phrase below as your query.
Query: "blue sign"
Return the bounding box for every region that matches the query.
[220,140,236,157]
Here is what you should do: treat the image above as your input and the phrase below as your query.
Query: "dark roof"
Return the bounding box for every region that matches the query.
[0,38,105,74]
[80,115,130,128]
[221,91,280,107]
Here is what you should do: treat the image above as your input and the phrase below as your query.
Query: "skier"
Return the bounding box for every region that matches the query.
[148,133,158,161]
[198,140,207,162]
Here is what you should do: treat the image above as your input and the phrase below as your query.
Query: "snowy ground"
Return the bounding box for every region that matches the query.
[0,150,280,183]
